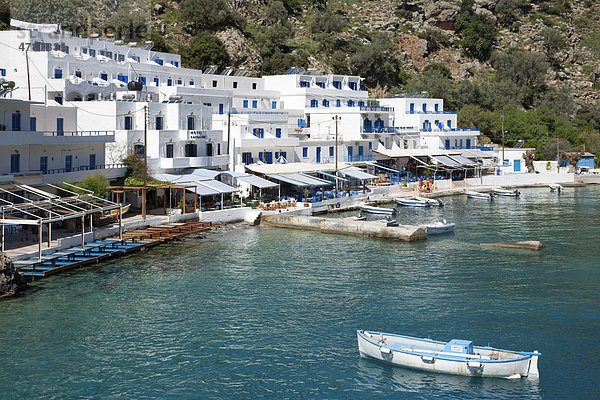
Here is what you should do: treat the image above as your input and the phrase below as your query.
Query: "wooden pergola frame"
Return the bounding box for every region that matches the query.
[107,184,198,219]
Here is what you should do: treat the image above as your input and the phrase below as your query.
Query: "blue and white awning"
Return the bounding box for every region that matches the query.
[267,173,333,187]
[339,169,378,181]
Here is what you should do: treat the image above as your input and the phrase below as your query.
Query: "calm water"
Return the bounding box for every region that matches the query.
[0,186,598,399]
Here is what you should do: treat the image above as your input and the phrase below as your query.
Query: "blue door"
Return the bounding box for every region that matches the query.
[358,146,364,157]
[265,152,273,164]
[30,117,36,131]
[10,154,20,173]
[40,156,47,173]
[316,147,321,163]
[12,113,21,131]
[466,139,471,149]
[445,139,451,149]
[65,155,72,172]
[57,118,64,136]
[514,160,521,172]
[348,146,353,161]
[219,104,224,115]
[409,103,414,113]
[206,143,213,157]
[89,154,96,170]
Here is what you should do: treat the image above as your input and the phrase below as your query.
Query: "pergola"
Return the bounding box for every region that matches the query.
[106,184,198,218]
[0,182,124,261]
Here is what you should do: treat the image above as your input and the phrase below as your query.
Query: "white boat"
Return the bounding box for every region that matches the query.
[493,188,520,197]
[426,220,455,235]
[359,204,397,215]
[549,184,563,192]
[104,203,130,217]
[357,330,540,379]
[414,196,444,206]
[395,197,430,208]
[465,191,493,200]
[346,215,366,221]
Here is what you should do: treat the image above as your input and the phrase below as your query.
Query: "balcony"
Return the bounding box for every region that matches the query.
[408,110,457,115]
[0,130,115,145]
[156,155,229,169]
[359,105,394,112]
[421,128,480,134]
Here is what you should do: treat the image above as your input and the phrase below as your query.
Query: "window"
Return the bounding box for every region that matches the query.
[54,68,62,79]
[1,68,7,76]
[177,79,182,85]
[89,49,96,57]
[39,156,48,173]
[447,120,452,128]
[189,80,194,86]
[302,147,308,158]
[74,70,82,78]
[349,81,357,90]
[336,99,341,107]
[187,116,195,130]
[100,73,108,81]
[300,81,310,88]
[322,99,329,107]
[243,100,248,108]
[11,113,21,131]
[233,81,238,89]
[347,100,354,107]
[333,81,341,89]
[316,82,325,88]
[252,100,258,109]
[275,128,281,138]
[217,143,221,155]
[81,48,87,54]
[155,58,163,65]
[124,115,133,130]
[185,143,197,157]
[55,96,63,105]
[358,146,364,156]
[310,99,318,108]
[219,104,224,115]
[252,128,264,138]
[166,143,174,158]
[155,116,164,130]
[242,152,252,165]
[167,78,172,86]
[29,117,36,131]
[358,101,364,107]
[329,146,334,157]
[212,80,217,87]
[206,143,213,157]
[203,103,212,107]
[154,77,159,86]
[252,82,257,90]
[140,77,146,85]
[409,103,414,113]
[434,103,439,112]
[10,154,20,173]
[422,103,427,112]
[272,101,277,109]
[134,144,144,155]
[117,74,128,83]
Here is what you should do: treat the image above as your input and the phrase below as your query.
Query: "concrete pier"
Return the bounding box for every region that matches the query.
[262,215,427,242]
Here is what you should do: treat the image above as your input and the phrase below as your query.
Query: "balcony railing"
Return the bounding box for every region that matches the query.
[408,110,457,114]
[346,155,376,162]
[361,126,398,134]
[422,128,480,133]
[359,105,394,112]
[41,130,115,137]
[42,163,126,175]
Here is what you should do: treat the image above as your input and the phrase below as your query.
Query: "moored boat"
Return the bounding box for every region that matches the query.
[357,330,540,379]
[493,188,520,197]
[415,196,444,206]
[426,220,455,235]
[359,204,397,215]
[549,184,563,192]
[395,197,430,208]
[465,191,493,200]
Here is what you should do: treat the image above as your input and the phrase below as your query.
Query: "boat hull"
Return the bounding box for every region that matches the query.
[359,205,396,215]
[466,191,492,200]
[493,189,520,197]
[396,199,429,208]
[357,331,539,379]
[426,223,455,235]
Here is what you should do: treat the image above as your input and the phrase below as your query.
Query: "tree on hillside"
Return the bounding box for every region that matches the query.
[179,0,240,31]
[0,0,9,29]
[104,3,150,41]
[180,33,230,70]
[349,33,402,89]
[540,27,567,68]
[491,49,549,109]
[455,0,497,61]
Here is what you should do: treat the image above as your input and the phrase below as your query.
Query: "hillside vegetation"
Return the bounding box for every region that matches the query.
[2,0,600,163]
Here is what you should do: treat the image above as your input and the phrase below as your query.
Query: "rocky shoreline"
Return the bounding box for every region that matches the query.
[0,253,28,299]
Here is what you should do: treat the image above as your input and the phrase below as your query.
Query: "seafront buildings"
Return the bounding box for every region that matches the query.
[1,21,535,194]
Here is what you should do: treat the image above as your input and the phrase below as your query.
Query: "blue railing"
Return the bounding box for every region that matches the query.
[361,127,398,133]
[360,105,394,112]
[42,130,115,137]
[230,111,286,115]
[346,155,376,162]
[42,163,126,175]
[408,111,457,114]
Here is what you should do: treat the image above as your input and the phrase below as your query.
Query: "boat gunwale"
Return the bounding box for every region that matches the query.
[357,330,540,362]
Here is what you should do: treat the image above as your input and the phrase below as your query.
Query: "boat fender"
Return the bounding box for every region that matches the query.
[379,347,392,354]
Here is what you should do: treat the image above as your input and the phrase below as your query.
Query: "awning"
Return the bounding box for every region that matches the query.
[267,173,332,187]
[236,174,279,189]
[191,169,221,180]
[185,183,221,196]
[448,154,479,167]
[152,173,199,183]
[432,155,462,168]
[316,171,350,182]
[339,169,378,180]
[198,180,240,194]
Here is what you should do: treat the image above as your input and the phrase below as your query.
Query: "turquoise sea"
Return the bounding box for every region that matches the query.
[0,186,598,399]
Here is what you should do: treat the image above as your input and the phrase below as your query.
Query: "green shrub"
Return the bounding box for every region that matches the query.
[180,33,230,70]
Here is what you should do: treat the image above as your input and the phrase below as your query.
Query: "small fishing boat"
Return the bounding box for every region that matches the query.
[357,330,540,379]
[465,191,493,200]
[425,220,455,235]
[493,188,520,197]
[549,184,563,192]
[346,215,366,221]
[415,196,444,206]
[359,203,397,215]
[396,197,430,208]
[104,203,130,217]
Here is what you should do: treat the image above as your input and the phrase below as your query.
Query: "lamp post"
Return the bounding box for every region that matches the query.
[332,115,341,197]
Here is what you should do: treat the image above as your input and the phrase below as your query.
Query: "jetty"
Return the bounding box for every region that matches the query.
[11,221,217,278]
[262,215,426,242]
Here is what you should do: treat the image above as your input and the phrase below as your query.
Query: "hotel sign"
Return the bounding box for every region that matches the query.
[189,130,206,139]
